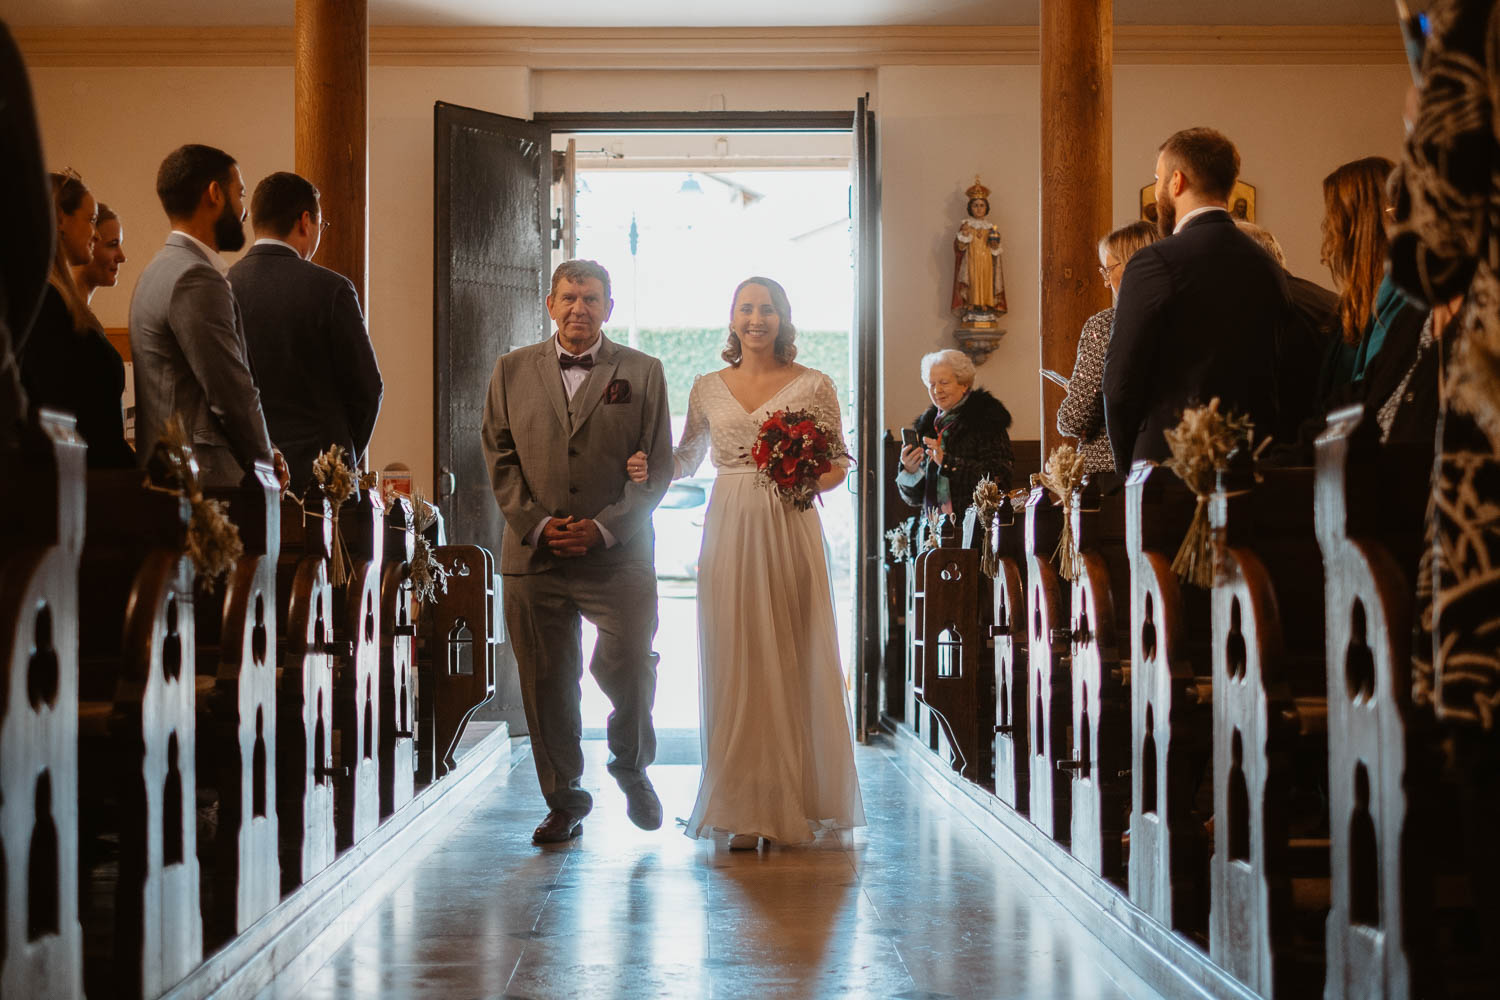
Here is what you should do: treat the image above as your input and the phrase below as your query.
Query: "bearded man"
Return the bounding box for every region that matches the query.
[130,143,287,488]
[1101,126,1290,473]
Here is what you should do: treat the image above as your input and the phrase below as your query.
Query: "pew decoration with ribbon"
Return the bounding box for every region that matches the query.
[145,413,244,583]
[1161,397,1261,588]
[309,444,357,587]
[1037,442,1087,582]
[923,507,943,550]
[406,489,452,605]
[885,521,912,561]
[971,475,1006,578]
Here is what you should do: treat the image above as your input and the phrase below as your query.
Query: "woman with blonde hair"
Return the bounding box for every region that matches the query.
[73,201,127,303]
[18,171,134,467]
[1056,219,1159,473]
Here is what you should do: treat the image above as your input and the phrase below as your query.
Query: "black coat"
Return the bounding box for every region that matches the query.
[1103,210,1289,472]
[227,243,383,494]
[897,386,1014,518]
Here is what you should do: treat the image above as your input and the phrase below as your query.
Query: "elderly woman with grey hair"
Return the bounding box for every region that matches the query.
[896,348,1014,522]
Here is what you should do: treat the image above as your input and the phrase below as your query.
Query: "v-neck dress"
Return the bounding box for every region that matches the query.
[672,368,865,843]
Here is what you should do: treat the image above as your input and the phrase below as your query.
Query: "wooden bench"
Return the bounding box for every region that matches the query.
[417,545,498,779]
[1208,459,1330,996]
[1060,473,1132,886]
[274,494,336,893]
[196,465,281,947]
[78,467,202,998]
[378,496,418,819]
[332,488,383,851]
[0,412,86,999]
[990,498,1030,816]
[1024,485,1071,843]
[1126,464,1215,942]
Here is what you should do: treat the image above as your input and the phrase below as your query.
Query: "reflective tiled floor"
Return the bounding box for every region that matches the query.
[283,738,1161,999]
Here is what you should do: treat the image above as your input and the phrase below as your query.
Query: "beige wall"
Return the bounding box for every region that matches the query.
[25,50,1409,493]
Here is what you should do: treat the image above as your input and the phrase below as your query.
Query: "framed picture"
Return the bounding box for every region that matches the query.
[1139,180,1256,224]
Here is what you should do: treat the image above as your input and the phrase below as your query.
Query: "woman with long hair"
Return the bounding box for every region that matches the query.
[19,171,134,468]
[73,201,127,302]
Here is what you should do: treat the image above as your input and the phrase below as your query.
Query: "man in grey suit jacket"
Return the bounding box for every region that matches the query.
[130,144,286,488]
[229,171,383,494]
[480,259,673,845]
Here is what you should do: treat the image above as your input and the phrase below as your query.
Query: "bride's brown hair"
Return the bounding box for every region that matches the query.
[722,276,798,367]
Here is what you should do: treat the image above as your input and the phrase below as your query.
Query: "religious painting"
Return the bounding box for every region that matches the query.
[1139,180,1256,225]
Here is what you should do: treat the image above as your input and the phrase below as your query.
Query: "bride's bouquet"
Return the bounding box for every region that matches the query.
[748,408,848,511]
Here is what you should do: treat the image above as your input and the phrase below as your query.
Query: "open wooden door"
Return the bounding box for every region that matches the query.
[852,95,882,741]
[433,100,551,733]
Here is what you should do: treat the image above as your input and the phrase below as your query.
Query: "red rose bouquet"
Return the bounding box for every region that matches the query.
[747,408,848,511]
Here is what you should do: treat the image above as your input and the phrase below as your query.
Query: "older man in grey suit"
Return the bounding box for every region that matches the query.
[130,143,286,488]
[481,259,673,845]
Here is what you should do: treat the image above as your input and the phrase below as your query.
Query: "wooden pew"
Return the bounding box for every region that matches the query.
[417,545,498,778]
[1126,464,1214,942]
[1059,474,1132,886]
[332,488,383,850]
[77,468,202,998]
[274,493,336,893]
[195,465,281,948]
[1315,406,1463,999]
[990,498,1030,816]
[0,413,86,999]
[880,431,909,723]
[911,516,991,783]
[1208,459,1330,997]
[378,496,417,819]
[1024,485,1071,843]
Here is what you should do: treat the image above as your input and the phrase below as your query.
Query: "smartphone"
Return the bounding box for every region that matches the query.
[901,427,921,450]
[1396,0,1429,85]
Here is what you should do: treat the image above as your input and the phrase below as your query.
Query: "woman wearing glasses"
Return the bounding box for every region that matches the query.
[1056,220,1159,474]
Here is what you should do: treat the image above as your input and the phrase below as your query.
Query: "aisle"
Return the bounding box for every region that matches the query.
[279,738,1161,999]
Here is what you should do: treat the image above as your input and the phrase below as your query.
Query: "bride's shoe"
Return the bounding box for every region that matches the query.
[728,833,758,850]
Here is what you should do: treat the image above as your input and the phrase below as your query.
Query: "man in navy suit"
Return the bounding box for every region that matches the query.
[1103,127,1289,473]
[228,171,383,494]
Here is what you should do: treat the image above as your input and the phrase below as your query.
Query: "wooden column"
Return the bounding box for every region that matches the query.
[295,0,368,306]
[1039,0,1112,459]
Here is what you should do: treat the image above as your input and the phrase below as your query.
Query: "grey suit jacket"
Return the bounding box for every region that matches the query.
[480,334,673,575]
[129,233,274,487]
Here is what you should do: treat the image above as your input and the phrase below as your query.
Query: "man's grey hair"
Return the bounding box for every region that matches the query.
[920,349,976,388]
[1235,220,1286,267]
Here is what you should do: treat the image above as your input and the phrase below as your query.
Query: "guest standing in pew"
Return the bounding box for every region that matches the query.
[129,144,288,489]
[895,348,1015,523]
[1316,157,1429,412]
[1388,0,1500,728]
[1056,220,1159,474]
[1103,127,1289,473]
[228,171,383,495]
[72,201,127,304]
[17,171,135,469]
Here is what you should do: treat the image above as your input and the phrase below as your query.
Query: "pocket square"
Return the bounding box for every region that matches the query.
[603,378,632,405]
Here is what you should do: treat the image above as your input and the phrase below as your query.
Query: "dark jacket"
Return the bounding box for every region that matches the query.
[227,242,383,494]
[1278,273,1339,441]
[897,386,1014,519]
[1103,210,1289,472]
[19,285,134,469]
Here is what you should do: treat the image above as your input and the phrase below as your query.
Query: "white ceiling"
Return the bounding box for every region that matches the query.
[2,0,1400,28]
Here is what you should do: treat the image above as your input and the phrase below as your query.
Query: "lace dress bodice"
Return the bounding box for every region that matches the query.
[673,367,846,477]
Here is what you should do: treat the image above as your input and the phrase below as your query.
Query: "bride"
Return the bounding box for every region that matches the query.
[628,276,865,849]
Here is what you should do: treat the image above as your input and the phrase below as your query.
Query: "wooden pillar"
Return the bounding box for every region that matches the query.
[295,0,368,306]
[1039,0,1112,460]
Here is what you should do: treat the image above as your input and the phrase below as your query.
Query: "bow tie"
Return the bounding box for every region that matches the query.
[559,353,595,371]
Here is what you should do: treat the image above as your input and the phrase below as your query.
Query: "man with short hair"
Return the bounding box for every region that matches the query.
[228,171,383,494]
[129,143,286,487]
[1103,127,1289,472]
[480,259,673,845]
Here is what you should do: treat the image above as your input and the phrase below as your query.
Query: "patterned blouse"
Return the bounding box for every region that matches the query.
[1055,307,1116,474]
[1388,0,1500,727]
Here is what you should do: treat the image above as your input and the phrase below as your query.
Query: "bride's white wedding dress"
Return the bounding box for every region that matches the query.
[673,367,866,844]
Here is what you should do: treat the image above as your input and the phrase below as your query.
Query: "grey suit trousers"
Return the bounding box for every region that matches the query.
[504,557,659,819]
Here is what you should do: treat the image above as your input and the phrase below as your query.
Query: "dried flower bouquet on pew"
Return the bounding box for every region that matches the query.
[406,489,452,605]
[305,444,360,587]
[971,475,1006,578]
[1037,443,1087,581]
[145,414,244,585]
[1161,398,1262,588]
[745,408,848,512]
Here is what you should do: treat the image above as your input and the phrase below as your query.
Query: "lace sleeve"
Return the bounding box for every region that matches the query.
[811,371,850,468]
[1056,310,1110,440]
[672,376,710,479]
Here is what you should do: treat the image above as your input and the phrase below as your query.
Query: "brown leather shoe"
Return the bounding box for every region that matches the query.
[532,809,583,845]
